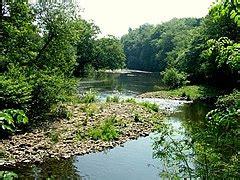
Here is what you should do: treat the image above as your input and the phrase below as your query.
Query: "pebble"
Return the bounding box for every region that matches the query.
[0,102,162,166]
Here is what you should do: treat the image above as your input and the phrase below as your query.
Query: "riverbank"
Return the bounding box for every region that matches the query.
[139,85,223,101]
[0,102,163,166]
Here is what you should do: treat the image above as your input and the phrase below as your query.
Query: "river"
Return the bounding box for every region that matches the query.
[4,70,212,179]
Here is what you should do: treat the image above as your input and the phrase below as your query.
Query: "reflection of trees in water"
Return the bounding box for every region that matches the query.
[153,102,240,179]
[153,121,196,179]
[15,157,81,179]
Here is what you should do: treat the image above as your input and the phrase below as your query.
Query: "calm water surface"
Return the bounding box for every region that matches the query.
[2,70,212,179]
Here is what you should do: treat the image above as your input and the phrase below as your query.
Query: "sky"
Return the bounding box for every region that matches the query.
[79,0,213,37]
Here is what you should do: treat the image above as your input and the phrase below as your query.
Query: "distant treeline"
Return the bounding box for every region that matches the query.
[121,0,239,87]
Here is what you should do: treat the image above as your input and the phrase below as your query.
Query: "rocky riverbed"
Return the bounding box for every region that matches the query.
[0,102,163,166]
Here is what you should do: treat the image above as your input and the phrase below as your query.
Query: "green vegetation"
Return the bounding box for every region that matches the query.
[161,68,187,89]
[140,102,159,112]
[0,2,125,136]
[124,98,137,103]
[47,130,60,144]
[0,109,28,135]
[121,0,239,88]
[0,0,239,178]
[154,90,240,178]
[80,90,98,104]
[106,96,120,103]
[82,103,99,117]
[124,98,159,112]
[145,85,222,100]
[88,116,120,141]
[0,171,18,180]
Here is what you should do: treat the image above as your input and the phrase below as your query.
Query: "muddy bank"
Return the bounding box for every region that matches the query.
[0,102,163,167]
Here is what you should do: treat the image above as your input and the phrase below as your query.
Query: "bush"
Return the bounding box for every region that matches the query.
[140,101,159,112]
[124,98,137,103]
[161,68,187,89]
[106,96,120,103]
[88,116,119,141]
[0,72,32,111]
[0,171,18,180]
[0,109,29,136]
[30,72,77,116]
[80,89,98,103]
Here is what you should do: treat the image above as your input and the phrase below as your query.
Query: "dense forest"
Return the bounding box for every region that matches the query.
[0,0,239,179]
[121,1,239,88]
[0,1,126,132]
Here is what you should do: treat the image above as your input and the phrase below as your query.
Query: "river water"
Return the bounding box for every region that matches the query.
[4,70,211,179]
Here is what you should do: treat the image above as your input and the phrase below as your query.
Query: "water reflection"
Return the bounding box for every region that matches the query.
[1,158,80,179]
[1,71,212,179]
[152,102,213,179]
[79,70,163,97]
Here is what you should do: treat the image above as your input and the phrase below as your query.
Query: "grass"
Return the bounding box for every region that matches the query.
[106,96,120,103]
[82,103,99,117]
[88,116,119,141]
[47,130,60,144]
[125,98,159,112]
[124,98,137,103]
[140,101,159,112]
[80,89,98,103]
[145,85,222,100]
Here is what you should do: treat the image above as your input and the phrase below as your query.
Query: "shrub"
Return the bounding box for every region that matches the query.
[47,130,60,144]
[161,68,187,89]
[0,109,29,135]
[80,89,98,103]
[82,103,99,117]
[50,103,72,119]
[0,171,18,180]
[124,98,137,103]
[30,72,77,116]
[0,71,32,111]
[140,101,159,112]
[88,116,119,141]
[106,96,120,103]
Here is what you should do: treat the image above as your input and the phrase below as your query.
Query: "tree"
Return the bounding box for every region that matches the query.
[94,36,126,70]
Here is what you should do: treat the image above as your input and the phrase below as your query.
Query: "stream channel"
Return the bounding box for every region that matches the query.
[4,70,212,179]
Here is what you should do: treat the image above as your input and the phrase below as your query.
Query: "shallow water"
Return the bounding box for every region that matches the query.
[1,70,212,179]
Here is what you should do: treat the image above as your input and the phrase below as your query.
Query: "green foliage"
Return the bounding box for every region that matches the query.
[153,122,195,179]
[202,37,240,73]
[150,85,221,100]
[121,0,239,87]
[82,103,99,117]
[0,109,28,135]
[80,90,98,104]
[154,90,240,178]
[106,96,120,103]
[140,101,159,112]
[124,98,137,103]
[47,130,60,144]
[50,103,72,120]
[0,171,18,180]
[0,68,33,111]
[161,68,187,89]
[121,18,201,72]
[1,1,127,126]
[88,116,119,141]
[1,2,81,119]
[94,36,126,70]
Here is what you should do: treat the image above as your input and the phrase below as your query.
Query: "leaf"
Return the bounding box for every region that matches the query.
[17,114,23,123]
[22,117,29,124]
[3,113,14,125]
[2,125,14,132]
[230,11,237,19]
